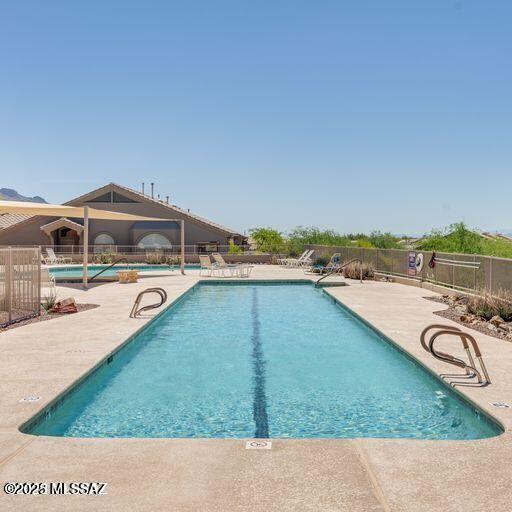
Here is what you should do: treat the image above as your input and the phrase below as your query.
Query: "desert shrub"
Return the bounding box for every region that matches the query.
[41,290,58,312]
[165,255,181,266]
[249,227,286,254]
[286,226,353,256]
[417,221,512,258]
[367,230,401,249]
[145,252,167,264]
[228,240,243,254]
[93,252,118,264]
[343,261,375,280]
[467,289,512,322]
[315,254,332,266]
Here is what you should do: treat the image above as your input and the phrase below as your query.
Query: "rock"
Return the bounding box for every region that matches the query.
[454,305,467,314]
[488,324,498,332]
[490,315,505,326]
[460,314,473,324]
[498,323,512,332]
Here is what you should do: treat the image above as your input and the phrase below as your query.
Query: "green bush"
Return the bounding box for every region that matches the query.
[228,240,243,254]
[249,227,286,254]
[93,252,118,264]
[165,255,181,266]
[314,254,332,266]
[41,290,58,313]
[417,222,512,258]
[145,252,167,265]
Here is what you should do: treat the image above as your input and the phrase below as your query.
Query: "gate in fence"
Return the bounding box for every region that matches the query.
[0,246,41,327]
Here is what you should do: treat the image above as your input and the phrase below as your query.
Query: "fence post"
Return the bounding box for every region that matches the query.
[6,247,12,323]
[36,246,41,317]
[489,258,493,294]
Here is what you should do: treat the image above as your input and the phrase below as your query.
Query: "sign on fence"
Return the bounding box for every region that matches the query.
[408,252,417,277]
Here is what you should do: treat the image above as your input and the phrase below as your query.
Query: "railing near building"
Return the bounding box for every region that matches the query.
[306,244,512,295]
[38,244,250,255]
[0,247,41,327]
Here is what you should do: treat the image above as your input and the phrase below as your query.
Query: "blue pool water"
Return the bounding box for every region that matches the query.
[28,283,501,439]
[49,264,196,278]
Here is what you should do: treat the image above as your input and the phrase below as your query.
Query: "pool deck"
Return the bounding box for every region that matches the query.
[1,265,511,511]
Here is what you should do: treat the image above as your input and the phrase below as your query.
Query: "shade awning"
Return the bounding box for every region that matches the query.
[0,200,169,222]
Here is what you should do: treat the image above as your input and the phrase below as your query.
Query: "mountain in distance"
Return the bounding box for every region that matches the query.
[0,188,47,203]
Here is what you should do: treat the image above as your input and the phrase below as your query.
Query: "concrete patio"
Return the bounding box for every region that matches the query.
[0,265,511,511]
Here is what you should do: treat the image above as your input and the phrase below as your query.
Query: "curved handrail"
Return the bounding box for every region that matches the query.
[90,258,128,282]
[420,323,490,387]
[129,287,168,318]
[316,258,363,286]
[419,324,464,362]
[429,329,480,375]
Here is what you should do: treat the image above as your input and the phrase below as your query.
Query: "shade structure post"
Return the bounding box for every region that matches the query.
[82,205,89,289]
[180,220,185,275]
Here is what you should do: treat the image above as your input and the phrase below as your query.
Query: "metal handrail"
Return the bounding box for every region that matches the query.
[89,258,128,282]
[129,287,168,318]
[316,258,363,286]
[420,324,490,387]
[433,257,480,270]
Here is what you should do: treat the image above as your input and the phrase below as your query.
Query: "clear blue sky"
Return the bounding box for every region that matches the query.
[1,1,511,235]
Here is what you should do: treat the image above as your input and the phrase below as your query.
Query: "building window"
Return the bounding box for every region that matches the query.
[137,233,172,249]
[94,233,115,245]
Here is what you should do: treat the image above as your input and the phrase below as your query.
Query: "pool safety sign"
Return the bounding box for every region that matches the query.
[408,252,424,276]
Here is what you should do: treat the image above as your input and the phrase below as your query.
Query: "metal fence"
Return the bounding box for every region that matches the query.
[38,244,250,255]
[0,247,41,327]
[307,244,512,295]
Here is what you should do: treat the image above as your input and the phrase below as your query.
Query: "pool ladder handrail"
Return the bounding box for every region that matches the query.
[316,258,363,286]
[129,287,168,318]
[90,257,128,282]
[420,324,491,387]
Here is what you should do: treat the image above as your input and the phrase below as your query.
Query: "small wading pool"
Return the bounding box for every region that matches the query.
[49,264,199,279]
[25,283,502,439]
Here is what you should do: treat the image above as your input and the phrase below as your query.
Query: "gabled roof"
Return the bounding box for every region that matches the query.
[40,217,84,234]
[0,182,243,238]
[67,182,241,236]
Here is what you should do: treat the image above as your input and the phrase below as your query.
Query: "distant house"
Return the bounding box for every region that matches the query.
[0,183,245,252]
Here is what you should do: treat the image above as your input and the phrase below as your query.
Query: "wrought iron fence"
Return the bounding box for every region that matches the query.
[307,244,512,294]
[0,247,41,327]
[38,244,250,255]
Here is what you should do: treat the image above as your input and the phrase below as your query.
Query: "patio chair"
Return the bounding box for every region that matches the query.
[199,255,220,277]
[277,249,308,266]
[323,253,342,273]
[46,248,72,265]
[211,253,240,277]
[282,249,314,268]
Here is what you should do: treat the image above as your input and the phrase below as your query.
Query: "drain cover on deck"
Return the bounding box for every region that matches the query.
[245,440,272,450]
[19,395,41,403]
[490,402,511,409]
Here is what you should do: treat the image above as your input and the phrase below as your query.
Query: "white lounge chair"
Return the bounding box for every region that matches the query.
[282,249,314,268]
[45,248,72,265]
[277,249,309,266]
[199,255,220,277]
[211,253,241,277]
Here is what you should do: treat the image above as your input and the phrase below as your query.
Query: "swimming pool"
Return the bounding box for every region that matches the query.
[26,283,501,439]
[48,264,195,279]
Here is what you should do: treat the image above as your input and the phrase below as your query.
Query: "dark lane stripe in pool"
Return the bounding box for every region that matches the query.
[250,287,269,438]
